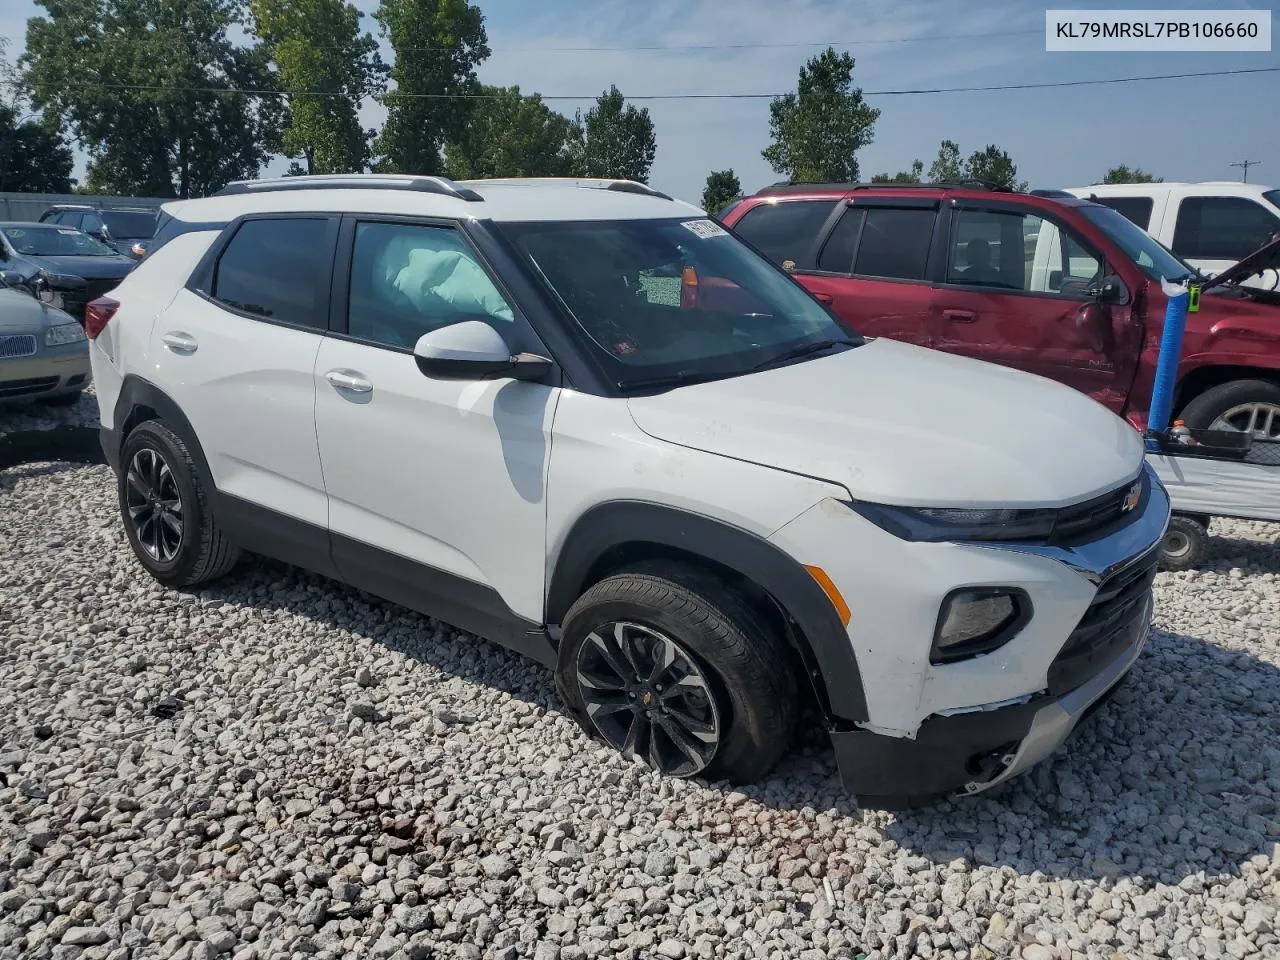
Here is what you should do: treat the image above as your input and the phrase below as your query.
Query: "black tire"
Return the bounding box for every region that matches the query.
[555,562,797,785]
[1159,515,1209,572]
[1179,379,1280,438]
[118,420,241,587]
[38,390,82,407]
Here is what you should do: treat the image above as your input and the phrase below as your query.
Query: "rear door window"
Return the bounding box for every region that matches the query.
[212,217,335,329]
[1097,196,1154,230]
[1173,197,1280,261]
[852,207,935,281]
[731,200,837,269]
[816,208,861,273]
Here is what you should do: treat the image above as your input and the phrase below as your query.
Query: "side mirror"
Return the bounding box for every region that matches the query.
[1091,274,1129,305]
[413,320,551,382]
[1075,301,1115,354]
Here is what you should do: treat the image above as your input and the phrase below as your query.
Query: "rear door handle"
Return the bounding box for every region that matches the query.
[325,369,373,394]
[813,293,835,304]
[942,309,976,323]
[161,331,198,353]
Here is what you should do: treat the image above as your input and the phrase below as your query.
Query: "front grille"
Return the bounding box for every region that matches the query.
[0,334,37,359]
[1048,473,1145,545]
[1047,547,1158,696]
[0,375,59,398]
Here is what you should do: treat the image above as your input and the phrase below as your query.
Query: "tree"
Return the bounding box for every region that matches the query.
[444,85,579,179]
[701,169,741,213]
[871,159,923,184]
[927,139,963,183]
[0,103,74,192]
[965,144,1026,191]
[22,0,277,198]
[572,86,656,183]
[762,48,879,183]
[252,0,384,175]
[1102,164,1162,184]
[374,0,488,176]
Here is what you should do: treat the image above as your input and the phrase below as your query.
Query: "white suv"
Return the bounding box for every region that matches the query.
[85,174,1170,807]
[1062,181,1280,290]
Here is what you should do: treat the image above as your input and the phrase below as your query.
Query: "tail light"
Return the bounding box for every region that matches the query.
[84,297,120,339]
[679,265,698,309]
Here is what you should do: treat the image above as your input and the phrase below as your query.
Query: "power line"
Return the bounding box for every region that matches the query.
[16,65,1279,102]
[0,27,1043,54]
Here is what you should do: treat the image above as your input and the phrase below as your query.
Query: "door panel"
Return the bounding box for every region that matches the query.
[315,219,557,623]
[929,205,1139,413]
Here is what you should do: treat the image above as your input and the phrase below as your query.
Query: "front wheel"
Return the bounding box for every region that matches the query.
[555,563,797,784]
[1180,379,1280,440]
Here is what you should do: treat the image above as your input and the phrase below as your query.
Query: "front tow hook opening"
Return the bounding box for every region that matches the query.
[960,742,1019,794]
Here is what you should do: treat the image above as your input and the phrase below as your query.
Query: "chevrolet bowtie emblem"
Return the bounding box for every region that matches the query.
[1121,482,1142,513]
[642,692,653,706]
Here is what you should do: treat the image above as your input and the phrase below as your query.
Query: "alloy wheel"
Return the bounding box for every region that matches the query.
[125,447,184,563]
[575,621,721,777]
[1210,402,1280,440]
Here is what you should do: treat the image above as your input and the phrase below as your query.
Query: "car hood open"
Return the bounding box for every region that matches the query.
[626,338,1144,508]
[1200,232,1280,292]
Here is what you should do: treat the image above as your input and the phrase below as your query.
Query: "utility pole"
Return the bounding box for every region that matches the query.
[1229,159,1261,182]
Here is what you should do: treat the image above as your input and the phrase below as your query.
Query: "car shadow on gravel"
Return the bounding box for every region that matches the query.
[1199,532,1280,574]
[185,558,1278,889]
[0,426,105,470]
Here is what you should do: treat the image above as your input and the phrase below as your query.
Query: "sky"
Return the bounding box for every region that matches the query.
[2,0,1279,204]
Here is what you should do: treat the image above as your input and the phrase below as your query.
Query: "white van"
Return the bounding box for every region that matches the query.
[1061,182,1280,291]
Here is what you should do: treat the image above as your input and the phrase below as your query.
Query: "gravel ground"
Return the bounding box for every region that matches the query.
[1,397,1279,960]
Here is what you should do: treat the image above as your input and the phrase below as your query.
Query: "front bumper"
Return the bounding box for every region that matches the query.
[0,347,92,402]
[835,590,1152,806]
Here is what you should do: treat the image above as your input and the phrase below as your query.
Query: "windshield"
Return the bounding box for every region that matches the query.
[1078,204,1195,283]
[102,211,157,240]
[3,226,119,257]
[499,217,858,389]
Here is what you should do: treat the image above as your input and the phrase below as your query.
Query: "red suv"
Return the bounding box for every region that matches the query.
[717,183,1280,438]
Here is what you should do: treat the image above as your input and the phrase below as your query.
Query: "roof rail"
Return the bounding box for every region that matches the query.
[213,174,484,202]
[461,177,674,201]
[757,179,1017,196]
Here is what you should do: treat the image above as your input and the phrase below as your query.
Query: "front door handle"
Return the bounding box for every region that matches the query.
[161,331,198,353]
[942,309,976,323]
[325,369,373,394]
[813,292,835,304]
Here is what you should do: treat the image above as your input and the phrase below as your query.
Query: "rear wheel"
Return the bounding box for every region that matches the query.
[1159,515,1209,572]
[1180,379,1280,440]
[555,563,797,784]
[118,420,240,587]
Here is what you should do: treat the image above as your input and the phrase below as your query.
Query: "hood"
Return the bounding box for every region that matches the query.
[626,339,1143,508]
[23,253,134,281]
[1200,233,1280,292]
[0,287,62,332]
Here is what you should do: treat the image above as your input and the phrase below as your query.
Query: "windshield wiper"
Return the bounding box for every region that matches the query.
[750,338,855,372]
[617,370,721,392]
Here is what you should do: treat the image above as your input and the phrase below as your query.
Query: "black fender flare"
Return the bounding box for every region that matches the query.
[546,500,869,723]
[106,376,215,490]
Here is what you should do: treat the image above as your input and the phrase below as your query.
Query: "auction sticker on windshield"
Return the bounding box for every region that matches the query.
[681,219,729,240]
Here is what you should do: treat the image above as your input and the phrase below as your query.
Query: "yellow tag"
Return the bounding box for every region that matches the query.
[1188,285,1201,313]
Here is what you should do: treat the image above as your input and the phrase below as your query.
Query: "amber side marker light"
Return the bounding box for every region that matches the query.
[803,565,851,627]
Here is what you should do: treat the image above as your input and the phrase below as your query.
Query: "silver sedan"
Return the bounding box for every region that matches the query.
[0,285,92,405]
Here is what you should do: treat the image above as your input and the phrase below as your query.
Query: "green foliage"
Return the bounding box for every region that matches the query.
[573,85,656,183]
[1102,164,1162,184]
[762,48,879,183]
[443,85,579,180]
[374,0,488,175]
[964,144,1025,191]
[252,0,384,175]
[22,0,276,197]
[702,169,742,213]
[0,102,74,192]
[871,159,923,184]
[927,140,963,183]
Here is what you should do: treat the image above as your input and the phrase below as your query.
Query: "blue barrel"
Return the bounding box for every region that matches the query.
[1147,284,1191,440]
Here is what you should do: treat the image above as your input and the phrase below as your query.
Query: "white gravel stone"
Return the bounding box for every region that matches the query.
[3,399,1280,960]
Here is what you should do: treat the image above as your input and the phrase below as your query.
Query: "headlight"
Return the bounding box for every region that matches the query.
[932,588,1030,663]
[46,323,86,346]
[849,502,1056,542]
